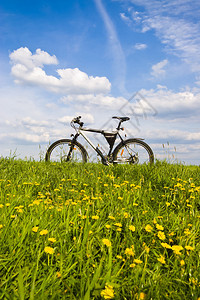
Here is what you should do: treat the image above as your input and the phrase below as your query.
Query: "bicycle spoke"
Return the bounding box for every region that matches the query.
[113,140,153,165]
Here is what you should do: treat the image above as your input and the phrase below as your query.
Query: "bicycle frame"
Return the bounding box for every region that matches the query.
[72,125,123,164]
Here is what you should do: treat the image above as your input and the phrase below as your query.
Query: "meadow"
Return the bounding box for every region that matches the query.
[0,158,199,299]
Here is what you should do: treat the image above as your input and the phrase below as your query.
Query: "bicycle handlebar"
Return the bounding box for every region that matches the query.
[71,116,84,127]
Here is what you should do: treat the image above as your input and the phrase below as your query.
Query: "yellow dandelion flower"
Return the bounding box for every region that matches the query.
[44,246,54,255]
[185,245,194,251]
[48,238,56,243]
[153,218,157,224]
[180,260,185,266]
[133,259,143,264]
[0,204,4,208]
[125,247,134,256]
[105,224,111,229]
[129,225,136,232]
[139,292,146,300]
[56,271,62,278]
[102,239,111,247]
[92,215,99,220]
[108,216,115,220]
[32,226,39,233]
[114,222,122,227]
[156,224,164,231]
[100,284,114,299]
[157,255,166,264]
[172,245,183,255]
[161,242,172,249]
[40,229,48,235]
[157,231,166,240]
[0,224,3,229]
[124,212,129,218]
[116,255,123,259]
[145,225,153,232]
[116,228,122,232]
[130,263,136,268]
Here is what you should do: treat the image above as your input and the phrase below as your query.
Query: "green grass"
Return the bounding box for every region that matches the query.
[0,158,200,299]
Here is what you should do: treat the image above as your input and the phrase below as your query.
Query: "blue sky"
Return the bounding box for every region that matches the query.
[1,0,200,164]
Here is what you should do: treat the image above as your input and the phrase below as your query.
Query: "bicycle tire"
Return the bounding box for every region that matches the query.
[112,138,154,165]
[45,139,88,163]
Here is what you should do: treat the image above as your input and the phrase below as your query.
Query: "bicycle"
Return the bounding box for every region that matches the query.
[45,116,154,165]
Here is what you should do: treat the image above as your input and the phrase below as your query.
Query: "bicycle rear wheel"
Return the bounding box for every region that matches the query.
[112,139,154,165]
[45,139,87,163]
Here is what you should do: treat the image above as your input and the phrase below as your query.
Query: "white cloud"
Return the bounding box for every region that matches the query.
[121,1,200,73]
[151,59,168,78]
[134,43,147,50]
[60,94,127,108]
[9,47,58,69]
[10,47,111,95]
[58,113,94,125]
[136,86,200,119]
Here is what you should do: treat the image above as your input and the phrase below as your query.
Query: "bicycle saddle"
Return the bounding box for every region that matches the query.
[112,116,130,122]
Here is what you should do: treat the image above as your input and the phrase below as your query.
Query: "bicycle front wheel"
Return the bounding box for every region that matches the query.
[45,139,88,163]
[112,139,154,165]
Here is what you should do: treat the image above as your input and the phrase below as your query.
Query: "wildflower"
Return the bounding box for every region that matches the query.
[156,224,164,231]
[32,226,39,233]
[40,229,48,235]
[130,263,136,268]
[172,245,183,255]
[161,242,171,249]
[114,222,122,227]
[139,292,146,300]
[0,224,3,229]
[100,284,114,299]
[102,239,111,247]
[48,238,56,243]
[0,204,4,208]
[44,246,54,254]
[56,271,61,278]
[157,255,166,264]
[157,231,166,240]
[124,212,129,218]
[116,228,122,232]
[184,228,191,236]
[133,259,143,264]
[125,247,134,257]
[180,260,185,266]
[129,225,136,232]
[92,215,99,220]
[116,255,123,259]
[108,216,115,220]
[145,225,153,232]
[105,225,111,229]
[185,245,194,251]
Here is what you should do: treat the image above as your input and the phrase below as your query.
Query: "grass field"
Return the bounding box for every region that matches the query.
[0,158,200,299]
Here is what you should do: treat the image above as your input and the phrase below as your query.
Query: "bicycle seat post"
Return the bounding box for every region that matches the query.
[117,120,122,131]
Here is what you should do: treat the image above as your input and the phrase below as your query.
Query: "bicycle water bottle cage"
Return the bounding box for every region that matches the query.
[112,116,130,122]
